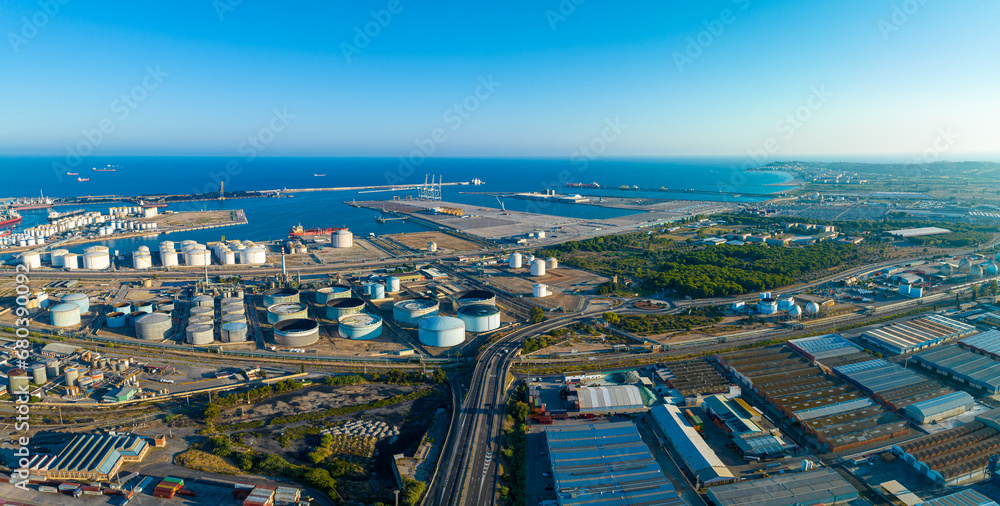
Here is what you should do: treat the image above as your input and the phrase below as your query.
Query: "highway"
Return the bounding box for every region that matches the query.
[427,310,600,506]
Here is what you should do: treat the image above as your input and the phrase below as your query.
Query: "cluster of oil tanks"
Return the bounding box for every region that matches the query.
[390,289,502,348]
[508,252,557,277]
[263,288,321,346]
[31,246,108,270]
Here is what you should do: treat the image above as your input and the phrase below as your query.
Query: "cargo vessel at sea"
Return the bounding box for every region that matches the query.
[93,164,120,172]
[566,182,600,189]
[289,223,347,238]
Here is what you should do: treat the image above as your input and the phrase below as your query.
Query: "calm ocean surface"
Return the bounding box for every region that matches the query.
[0,157,794,258]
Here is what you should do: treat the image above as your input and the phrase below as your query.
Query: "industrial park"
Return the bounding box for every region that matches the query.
[3,2,999,505]
[3,164,1000,506]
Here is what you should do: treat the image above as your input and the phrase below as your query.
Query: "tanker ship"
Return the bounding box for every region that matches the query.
[289,223,347,238]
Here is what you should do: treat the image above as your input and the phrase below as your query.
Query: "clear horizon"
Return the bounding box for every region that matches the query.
[2,1,997,160]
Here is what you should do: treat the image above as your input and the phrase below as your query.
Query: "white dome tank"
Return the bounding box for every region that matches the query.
[457,304,501,333]
[418,316,466,347]
[393,298,440,325]
[332,230,353,248]
[509,252,522,269]
[530,259,546,276]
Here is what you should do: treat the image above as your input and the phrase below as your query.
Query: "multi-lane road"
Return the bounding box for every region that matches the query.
[427,308,602,506]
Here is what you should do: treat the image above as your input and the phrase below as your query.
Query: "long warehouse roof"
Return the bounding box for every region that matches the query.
[862,314,974,352]
[546,422,684,506]
[960,329,1000,355]
[576,385,643,411]
[707,468,858,506]
[913,345,1000,391]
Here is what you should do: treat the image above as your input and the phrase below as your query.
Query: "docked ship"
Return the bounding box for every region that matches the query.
[93,164,119,172]
[0,208,23,229]
[289,223,347,238]
[566,182,600,189]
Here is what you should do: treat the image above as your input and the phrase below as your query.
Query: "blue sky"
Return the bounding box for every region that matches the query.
[1,1,997,160]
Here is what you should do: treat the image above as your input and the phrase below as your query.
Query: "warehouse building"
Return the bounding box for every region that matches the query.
[702,395,763,436]
[545,422,684,506]
[904,391,975,425]
[832,359,961,412]
[651,404,734,486]
[788,334,870,370]
[716,347,909,452]
[892,408,1000,486]
[859,314,976,355]
[102,387,138,403]
[706,468,858,506]
[959,329,1000,360]
[916,489,997,506]
[655,358,731,398]
[911,345,1000,395]
[570,385,645,414]
[24,433,149,481]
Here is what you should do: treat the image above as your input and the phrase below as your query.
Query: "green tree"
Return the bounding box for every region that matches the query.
[203,403,220,422]
[530,306,545,324]
[432,368,447,384]
[603,312,620,325]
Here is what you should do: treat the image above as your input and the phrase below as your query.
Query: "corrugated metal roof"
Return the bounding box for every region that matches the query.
[788,334,861,360]
[861,315,974,354]
[916,488,998,506]
[904,391,974,419]
[576,385,644,411]
[913,345,1000,391]
[650,404,730,480]
[707,468,858,506]
[960,329,1000,355]
[834,359,925,393]
[546,422,684,506]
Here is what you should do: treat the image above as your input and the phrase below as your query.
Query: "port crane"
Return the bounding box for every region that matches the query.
[495,195,506,212]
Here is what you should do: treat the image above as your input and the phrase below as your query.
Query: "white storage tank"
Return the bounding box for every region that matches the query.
[222,303,245,316]
[62,293,90,313]
[509,252,522,269]
[267,302,309,324]
[273,318,320,346]
[160,250,179,267]
[83,251,110,270]
[184,248,211,266]
[50,303,81,327]
[221,313,245,326]
[190,306,213,317]
[533,283,549,297]
[458,304,501,333]
[45,359,60,378]
[393,298,440,325]
[530,259,546,276]
[186,324,215,345]
[757,298,778,315]
[31,363,47,385]
[192,294,215,307]
[386,276,401,293]
[20,252,41,269]
[338,313,383,340]
[776,295,795,311]
[326,297,365,320]
[427,241,437,252]
[805,302,821,315]
[49,249,69,267]
[361,282,377,297]
[371,283,385,300]
[332,230,353,248]
[62,253,79,270]
[316,285,352,303]
[545,257,558,270]
[788,305,802,319]
[112,302,132,314]
[135,313,172,341]
[263,288,300,306]
[419,316,466,347]
[221,322,248,342]
[456,290,496,307]
[135,300,155,314]
[63,367,80,387]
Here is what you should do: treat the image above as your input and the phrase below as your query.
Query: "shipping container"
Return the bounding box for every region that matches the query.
[533,415,553,424]
[38,485,58,493]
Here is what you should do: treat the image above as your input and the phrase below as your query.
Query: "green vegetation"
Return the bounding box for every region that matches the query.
[322,374,367,386]
[499,384,528,506]
[545,234,862,297]
[530,306,545,324]
[402,477,427,506]
[614,306,724,334]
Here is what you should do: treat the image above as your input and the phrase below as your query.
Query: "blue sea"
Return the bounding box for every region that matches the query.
[0,157,795,259]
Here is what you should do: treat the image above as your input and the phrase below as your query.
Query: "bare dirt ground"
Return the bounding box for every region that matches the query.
[235,383,417,421]
[388,231,485,252]
[138,210,235,227]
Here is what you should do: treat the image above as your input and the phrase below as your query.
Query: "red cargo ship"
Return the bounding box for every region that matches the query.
[289,223,347,238]
[0,208,22,228]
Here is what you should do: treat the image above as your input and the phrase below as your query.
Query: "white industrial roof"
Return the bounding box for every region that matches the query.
[576,385,643,410]
[888,227,952,237]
